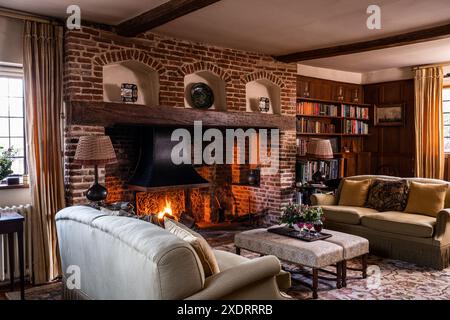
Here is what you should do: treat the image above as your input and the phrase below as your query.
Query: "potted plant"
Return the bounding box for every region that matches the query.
[0,147,15,182]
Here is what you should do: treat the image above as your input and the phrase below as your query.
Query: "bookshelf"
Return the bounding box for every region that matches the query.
[295,97,372,183]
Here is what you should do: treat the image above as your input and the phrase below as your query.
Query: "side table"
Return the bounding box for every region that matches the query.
[0,212,25,300]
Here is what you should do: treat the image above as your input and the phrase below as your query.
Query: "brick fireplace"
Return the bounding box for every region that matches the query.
[63,25,298,224]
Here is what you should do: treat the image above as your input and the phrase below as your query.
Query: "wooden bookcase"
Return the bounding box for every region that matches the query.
[296,76,372,181]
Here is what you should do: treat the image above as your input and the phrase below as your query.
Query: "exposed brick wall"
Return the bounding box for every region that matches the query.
[64,26,297,221]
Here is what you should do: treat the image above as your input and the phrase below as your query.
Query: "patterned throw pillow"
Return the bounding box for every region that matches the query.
[365,180,409,212]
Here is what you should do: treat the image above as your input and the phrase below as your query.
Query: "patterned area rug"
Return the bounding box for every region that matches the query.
[6,229,450,300]
[203,229,450,300]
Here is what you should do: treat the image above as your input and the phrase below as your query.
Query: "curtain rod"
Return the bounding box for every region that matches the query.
[0,7,61,24]
[412,62,450,70]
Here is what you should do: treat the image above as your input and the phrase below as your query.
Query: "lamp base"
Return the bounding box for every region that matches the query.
[86,183,108,202]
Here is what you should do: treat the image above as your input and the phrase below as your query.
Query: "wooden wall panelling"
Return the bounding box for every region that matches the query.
[363,79,415,177]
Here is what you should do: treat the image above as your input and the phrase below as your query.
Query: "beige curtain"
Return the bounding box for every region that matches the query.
[23,21,65,284]
[414,66,444,179]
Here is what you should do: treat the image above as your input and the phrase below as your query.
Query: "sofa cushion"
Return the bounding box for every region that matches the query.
[165,218,220,277]
[338,179,372,207]
[404,182,448,217]
[322,205,379,225]
[365,179,409,211]
[361,212,436,238]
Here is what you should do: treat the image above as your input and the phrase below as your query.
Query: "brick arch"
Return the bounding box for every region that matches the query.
[240,71,285,88]
[177,61,232,83]
[93,49,166,75]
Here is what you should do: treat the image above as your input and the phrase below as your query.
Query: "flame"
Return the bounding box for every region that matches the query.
[158,199,174,220]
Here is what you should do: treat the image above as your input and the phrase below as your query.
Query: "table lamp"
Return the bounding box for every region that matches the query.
[306,139,334,183]
[74,135,117,202]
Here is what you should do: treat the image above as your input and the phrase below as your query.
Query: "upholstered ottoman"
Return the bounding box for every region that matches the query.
[235,228,345,299]
[322,230,369,287]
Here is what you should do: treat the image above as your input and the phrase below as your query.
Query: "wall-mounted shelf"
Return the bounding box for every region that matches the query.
[296,97,371,107]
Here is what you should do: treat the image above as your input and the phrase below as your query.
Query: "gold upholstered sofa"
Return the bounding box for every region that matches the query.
[311,175,450,270]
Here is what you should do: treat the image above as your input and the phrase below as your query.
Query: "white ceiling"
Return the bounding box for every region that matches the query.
[1,0,450,72]
[302,37,450,73]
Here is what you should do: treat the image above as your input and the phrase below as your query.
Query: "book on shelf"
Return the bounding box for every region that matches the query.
[341,104,369,119]
[296,118,336,134]
[296,101,338,117]
[343,120,369,134]
[296,159,341,184]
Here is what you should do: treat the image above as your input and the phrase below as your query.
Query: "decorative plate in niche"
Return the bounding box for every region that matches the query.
[190,83,214,109]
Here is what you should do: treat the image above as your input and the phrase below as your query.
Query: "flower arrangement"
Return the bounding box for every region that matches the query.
[280,203,324,227]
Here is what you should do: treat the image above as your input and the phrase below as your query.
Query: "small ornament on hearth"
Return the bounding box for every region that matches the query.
[258,97,270,113]
[121,83,138,103]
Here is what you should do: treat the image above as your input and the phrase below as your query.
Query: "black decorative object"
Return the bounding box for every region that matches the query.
[247,168,261,186]
[258,97,270,113]
[190,83,214,109]
[121,83,138,102]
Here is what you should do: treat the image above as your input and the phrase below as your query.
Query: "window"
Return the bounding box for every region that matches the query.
[0,76,26,176]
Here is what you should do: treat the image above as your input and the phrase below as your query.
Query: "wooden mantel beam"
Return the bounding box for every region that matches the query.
[116,0,223,37]
[66,101,296,131]
[275,23,450,63]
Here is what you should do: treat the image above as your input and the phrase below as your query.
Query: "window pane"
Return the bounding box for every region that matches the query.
[444,89,450,101]
[444,101,450,113]
[8,78,23,97]
[0,78,8,97]
[0,118,9,136]
[445,126,450,137]
[0,137,9,151]
[9,98,23,117]
[0,97,8,116]
[445,138,450,153]
[11,157,24,175]
[9,118,23,137]
[444,114,450,125]
[10,137,24,157]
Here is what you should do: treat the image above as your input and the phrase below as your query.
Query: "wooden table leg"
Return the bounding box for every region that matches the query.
[342,260,347,287]
[17,227,25,300]
[362,254,368,279]
[312,268,318,299]
[7,233,15,292]
[336,262,342,289]
[235,247,241,255]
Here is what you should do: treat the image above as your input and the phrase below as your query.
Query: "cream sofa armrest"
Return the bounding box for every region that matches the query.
[434,209,450,245]
[186,255,282,300]
[311,193,337,206]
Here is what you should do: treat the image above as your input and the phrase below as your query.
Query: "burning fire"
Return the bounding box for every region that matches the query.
[157,199,176,220]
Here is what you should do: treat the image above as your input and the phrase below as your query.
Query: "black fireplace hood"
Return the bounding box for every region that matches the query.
[128,127,210,191]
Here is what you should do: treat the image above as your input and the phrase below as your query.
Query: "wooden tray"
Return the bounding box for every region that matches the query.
[268,226,332,242]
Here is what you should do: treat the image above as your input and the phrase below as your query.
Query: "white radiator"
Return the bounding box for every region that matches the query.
[0,205,32,283]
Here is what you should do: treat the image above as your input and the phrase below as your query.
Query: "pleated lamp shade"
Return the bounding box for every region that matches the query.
[74,135,118,166]
[306,139,334,159]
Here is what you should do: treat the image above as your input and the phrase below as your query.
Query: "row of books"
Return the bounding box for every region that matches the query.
[296,118,336,134]
[296,160,341,183]
[341,105,369,119]
[296,102,339,117]
[343,120,369,134]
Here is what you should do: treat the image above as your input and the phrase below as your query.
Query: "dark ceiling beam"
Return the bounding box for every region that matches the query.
[275,23,450,63]
[116,0,222,37]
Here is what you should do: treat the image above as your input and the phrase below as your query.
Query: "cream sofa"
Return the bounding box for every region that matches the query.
[311,175,450,270]
[55,206,290,300]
